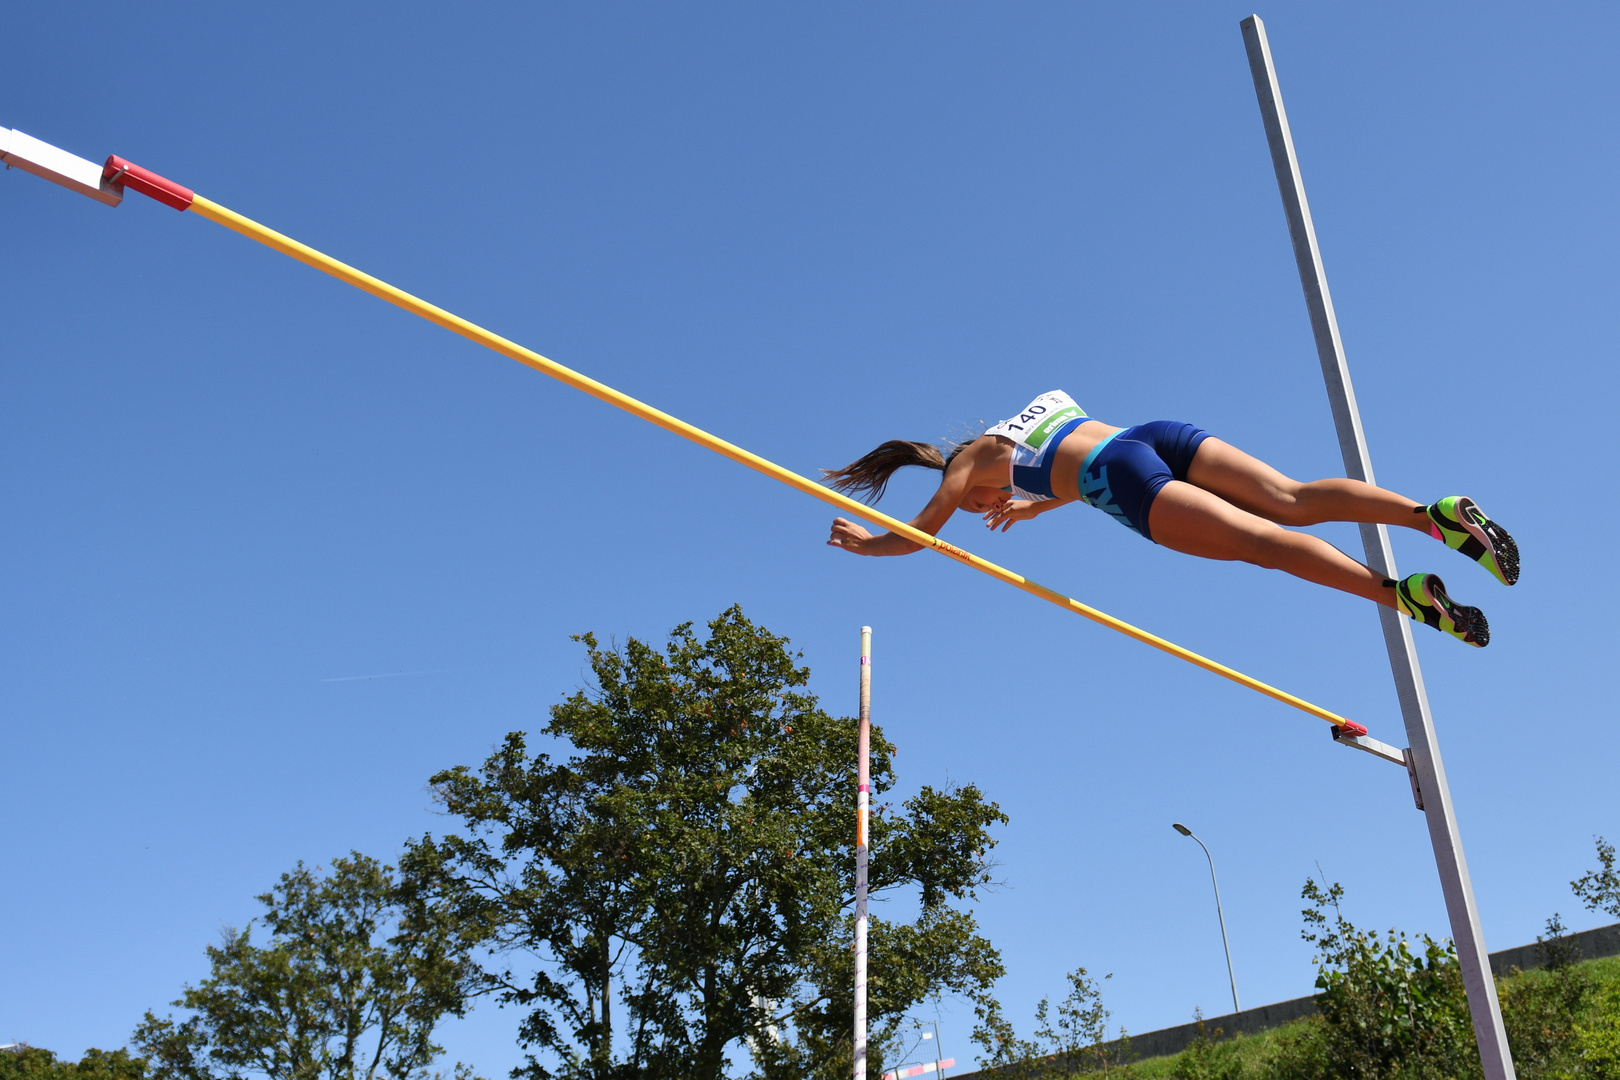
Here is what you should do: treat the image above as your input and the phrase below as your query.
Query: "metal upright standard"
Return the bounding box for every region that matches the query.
[1240,16,1516,1079]
[854,627,873,1080]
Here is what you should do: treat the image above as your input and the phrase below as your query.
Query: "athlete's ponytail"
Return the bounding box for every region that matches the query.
[822,438,975,504]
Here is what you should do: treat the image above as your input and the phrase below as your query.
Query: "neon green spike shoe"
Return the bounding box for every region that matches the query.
[1393,573,1489,648]
[1422,497,1519,586]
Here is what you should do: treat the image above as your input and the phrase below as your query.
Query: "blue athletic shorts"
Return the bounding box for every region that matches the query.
[1077,420,1211,542]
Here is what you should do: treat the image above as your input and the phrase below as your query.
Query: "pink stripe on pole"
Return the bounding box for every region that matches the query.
[881,1059,954,1080]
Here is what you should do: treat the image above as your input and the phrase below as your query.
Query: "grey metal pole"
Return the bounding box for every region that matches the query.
[1174,824,1241,1014]
[1238,16,1516,1080]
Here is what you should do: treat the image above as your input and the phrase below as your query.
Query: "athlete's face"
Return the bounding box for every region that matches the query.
[959,486,1011,514]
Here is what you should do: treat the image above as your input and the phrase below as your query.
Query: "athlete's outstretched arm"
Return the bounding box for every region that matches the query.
[827,441,985,556]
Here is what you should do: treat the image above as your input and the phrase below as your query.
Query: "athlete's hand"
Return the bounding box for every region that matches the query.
[984,500,1040,532]
[828,517,875,553]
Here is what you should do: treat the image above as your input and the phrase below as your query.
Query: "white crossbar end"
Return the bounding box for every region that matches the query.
[1,127,123,206]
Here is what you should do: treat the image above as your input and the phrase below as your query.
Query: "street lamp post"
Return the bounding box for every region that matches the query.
[1174,823,1240,1015]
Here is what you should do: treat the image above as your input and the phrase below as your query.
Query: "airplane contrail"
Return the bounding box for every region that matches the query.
[320,668,457,683]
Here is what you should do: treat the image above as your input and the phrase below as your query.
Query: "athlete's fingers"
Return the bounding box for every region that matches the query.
[828,518,870,549]
[985,505,1023,530]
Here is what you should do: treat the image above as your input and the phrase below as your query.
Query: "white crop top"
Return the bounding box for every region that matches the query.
[983,390,1090,502]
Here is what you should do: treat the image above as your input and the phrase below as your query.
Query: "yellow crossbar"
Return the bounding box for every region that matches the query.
[187,193,1357,731]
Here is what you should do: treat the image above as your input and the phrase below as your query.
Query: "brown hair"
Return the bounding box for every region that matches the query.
[822,437,978,504]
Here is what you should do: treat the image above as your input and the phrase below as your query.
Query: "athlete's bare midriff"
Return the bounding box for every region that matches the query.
[1046,419,1122,501]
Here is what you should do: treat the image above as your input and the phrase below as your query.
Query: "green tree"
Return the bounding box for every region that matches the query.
[966,966,1131,1078]
[403,606,1008,1080]
[0,1047,147,1080]
[133,853,477,1080]
[1573,837,1620,920]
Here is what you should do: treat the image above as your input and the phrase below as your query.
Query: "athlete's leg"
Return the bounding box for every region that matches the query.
[1183,437,1430,532]
[1146,479,1398,607]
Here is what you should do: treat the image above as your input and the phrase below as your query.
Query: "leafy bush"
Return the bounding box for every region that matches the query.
[1294,878,1480,1080]
[977,967,1133,1077]
[1498,915,1595,1077]
[1154,887,1618,1080]
[1058,870,1620,1080]
[1167,1013,1245,1080]
[1570,981,1620,1078]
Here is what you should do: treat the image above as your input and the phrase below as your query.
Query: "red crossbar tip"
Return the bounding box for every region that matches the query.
[1331,720,1369,739]
[102,155,194,211]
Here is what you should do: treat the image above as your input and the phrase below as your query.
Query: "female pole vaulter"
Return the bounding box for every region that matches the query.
[824,392,1517,647]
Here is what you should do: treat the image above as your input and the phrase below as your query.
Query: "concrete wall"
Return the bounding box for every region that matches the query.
[948,922,1620,1079]
[1488,922,1620,977]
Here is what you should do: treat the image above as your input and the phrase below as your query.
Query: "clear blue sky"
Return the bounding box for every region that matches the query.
[4,2,1617,1073]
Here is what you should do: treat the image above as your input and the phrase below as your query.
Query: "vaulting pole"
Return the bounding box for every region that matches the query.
[854,626,872,1080]
[6,129,1372,737]
[1240,17,1516,1078]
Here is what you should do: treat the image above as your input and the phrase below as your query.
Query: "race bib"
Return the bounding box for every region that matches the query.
[985,391,1087,451]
